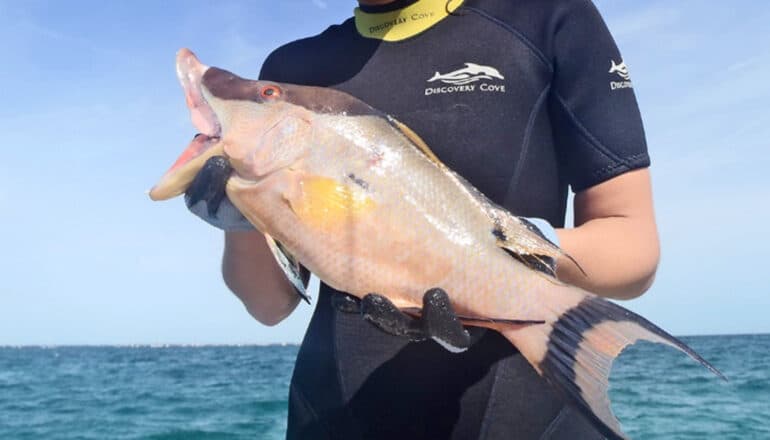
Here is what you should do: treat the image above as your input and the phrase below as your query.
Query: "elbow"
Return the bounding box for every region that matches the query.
[220,231,300,326]
[636,258,659,297]
[612,268,657,300]
[227,281,296,327]
[222,269,297,327]
[608,242,660,300]
[634,237,661,297]
[243,303,291,327]
[621,222,662,299]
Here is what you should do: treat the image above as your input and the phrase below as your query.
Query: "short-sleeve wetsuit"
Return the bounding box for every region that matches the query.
[258,0,649,438]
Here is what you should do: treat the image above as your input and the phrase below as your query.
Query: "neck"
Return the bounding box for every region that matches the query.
[354,0,463,41]
[358,0,397,4]
[358,0,419,13]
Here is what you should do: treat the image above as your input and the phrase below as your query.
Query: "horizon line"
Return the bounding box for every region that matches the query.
[2,331,769,348]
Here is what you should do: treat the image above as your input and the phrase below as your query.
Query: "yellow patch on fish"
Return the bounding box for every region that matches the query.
[287,176,375,231]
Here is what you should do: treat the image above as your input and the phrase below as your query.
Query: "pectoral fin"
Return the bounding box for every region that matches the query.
[264,233,310,303]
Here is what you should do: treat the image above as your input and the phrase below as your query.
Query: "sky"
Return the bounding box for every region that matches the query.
[0,0,768,345]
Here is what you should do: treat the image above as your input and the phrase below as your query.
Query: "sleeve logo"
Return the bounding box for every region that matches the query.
[609,59,633,90]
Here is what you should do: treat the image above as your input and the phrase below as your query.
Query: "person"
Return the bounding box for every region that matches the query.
[191,0,659,438]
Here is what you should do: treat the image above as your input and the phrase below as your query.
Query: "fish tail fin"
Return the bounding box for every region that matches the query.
[428,72,441,82]
[501,293,725,440]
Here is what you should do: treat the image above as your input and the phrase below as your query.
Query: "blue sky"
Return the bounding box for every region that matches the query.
[1,0,768,345]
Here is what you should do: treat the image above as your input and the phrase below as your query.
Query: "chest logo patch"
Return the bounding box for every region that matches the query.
[609,59,633,90]
[425,62,506,96]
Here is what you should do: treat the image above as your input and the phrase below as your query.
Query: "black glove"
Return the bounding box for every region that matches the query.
[333,289,487,353]
[184,155,254,231]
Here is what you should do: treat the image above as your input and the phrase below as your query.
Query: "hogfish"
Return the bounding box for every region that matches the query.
[149,49,722,439]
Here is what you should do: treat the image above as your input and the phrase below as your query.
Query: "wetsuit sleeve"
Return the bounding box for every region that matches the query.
[258,24,347,85]
[259,48,286,81]
[549,0,650,192]
[259,39,306,82]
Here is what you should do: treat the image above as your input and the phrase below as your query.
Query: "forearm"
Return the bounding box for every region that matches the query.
[222,230,301,325]
[552,169,660,300]
[555,216,659,300]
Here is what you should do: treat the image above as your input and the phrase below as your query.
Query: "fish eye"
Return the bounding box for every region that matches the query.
[261,85,281,98]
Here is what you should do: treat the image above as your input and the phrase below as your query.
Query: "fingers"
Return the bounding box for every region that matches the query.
[353,289,471,352]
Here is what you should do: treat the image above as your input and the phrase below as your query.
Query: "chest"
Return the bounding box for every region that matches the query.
[274,12,566,221]
[336,18,553,204]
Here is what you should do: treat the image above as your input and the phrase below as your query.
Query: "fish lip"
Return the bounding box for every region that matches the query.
[148,49,224,201]
[176,48,221,138]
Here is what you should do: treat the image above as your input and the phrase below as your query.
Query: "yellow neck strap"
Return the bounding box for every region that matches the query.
[354,0,464,42]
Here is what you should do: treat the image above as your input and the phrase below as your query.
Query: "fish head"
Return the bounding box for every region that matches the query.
[149,48,316,201]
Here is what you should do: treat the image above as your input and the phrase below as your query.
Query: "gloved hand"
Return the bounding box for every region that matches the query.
[333,288,473,352]
[187,196,254,231]
[184,155,254,231]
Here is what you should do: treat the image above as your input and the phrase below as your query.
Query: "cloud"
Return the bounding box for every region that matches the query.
[726,53,769,73]
[312,0,328,9]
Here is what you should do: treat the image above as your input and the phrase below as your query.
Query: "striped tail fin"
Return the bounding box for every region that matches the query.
[502,295,725,440]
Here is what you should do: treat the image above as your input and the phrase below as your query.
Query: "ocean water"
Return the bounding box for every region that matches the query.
[1,334,768,439]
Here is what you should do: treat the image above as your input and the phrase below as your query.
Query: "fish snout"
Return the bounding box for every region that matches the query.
[149,49,224,201]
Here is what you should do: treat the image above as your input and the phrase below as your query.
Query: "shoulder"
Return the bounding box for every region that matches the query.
[460,0,603,60]
[259,18,355,84]
[463,0,598,18]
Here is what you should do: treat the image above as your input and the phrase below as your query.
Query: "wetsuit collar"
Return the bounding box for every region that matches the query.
[354,0,464,41]
[358,0,420,13]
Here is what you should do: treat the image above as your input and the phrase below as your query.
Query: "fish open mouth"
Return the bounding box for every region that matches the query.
[148,49,225,201]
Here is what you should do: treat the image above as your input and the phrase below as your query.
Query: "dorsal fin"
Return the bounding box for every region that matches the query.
[263,233,311,303]
[388,116,445,167]
[388,114,585,281]
[491,210,585,282]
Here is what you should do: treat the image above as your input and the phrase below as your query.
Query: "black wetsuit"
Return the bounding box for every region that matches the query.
[259,0,649,438]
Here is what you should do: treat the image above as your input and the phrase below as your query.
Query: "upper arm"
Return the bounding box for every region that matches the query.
[549,0,649,192]
[573,168,656,229]
[547,1,659,294]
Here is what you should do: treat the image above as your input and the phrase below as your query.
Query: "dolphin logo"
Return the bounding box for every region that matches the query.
[428,63,505,85]
[609,60,631,80]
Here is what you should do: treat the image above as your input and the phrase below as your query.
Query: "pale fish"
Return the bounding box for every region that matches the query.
[150,49,723,440]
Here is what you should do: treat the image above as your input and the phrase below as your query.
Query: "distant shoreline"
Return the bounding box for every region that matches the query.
[2,332,768,348]
[0,343,302,348]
